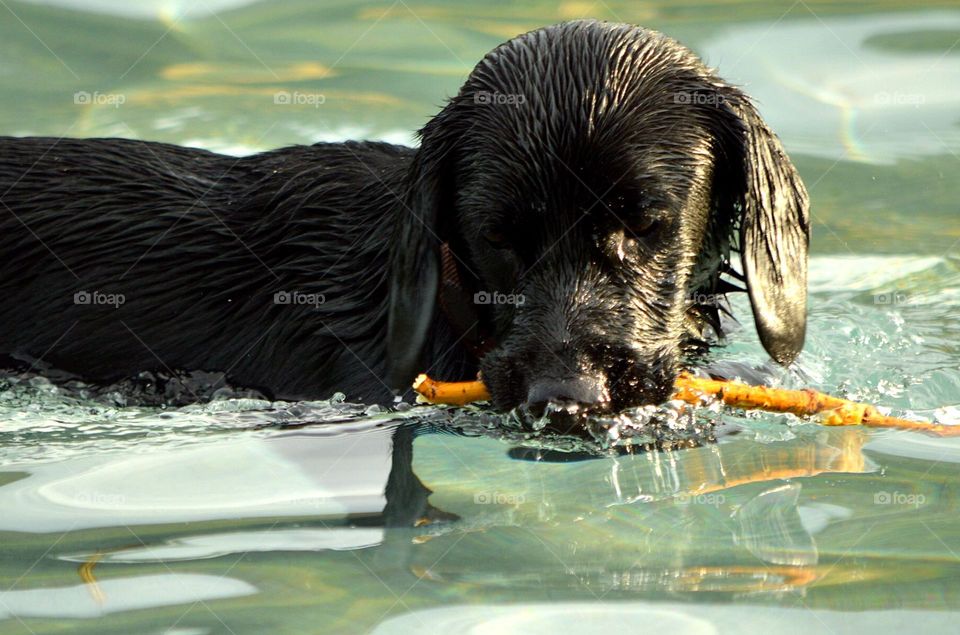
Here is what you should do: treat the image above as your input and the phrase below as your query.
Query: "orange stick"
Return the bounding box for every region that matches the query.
[412,373,960,436]
[413,374,491,404]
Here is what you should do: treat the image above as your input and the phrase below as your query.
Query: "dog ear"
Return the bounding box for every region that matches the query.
[718,91,810,365]
[385,105,460,393]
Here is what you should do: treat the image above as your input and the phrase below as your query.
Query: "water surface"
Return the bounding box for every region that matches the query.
[1,1,959,633]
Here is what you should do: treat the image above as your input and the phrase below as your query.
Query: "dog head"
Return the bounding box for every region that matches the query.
[388,21,809,415]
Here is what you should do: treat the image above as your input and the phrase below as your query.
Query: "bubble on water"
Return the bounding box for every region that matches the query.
[875,379,905,398]
[934,406,960,426]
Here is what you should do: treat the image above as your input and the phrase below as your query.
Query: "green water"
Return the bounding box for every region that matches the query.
[1,1,959,633]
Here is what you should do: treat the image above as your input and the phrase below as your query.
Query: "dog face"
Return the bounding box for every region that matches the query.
[388,21,809,415]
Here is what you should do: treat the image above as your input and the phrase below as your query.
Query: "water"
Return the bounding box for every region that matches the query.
[1,1,959,633]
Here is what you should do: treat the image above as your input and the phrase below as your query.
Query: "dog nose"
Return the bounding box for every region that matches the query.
[524,376,605,415]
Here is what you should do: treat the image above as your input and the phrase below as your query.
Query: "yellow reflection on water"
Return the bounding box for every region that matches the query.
[160,61,336,83]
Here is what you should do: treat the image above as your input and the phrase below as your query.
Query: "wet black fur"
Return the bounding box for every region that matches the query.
[0,21,809,409]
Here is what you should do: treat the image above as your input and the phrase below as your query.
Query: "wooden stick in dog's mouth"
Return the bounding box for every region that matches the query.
[412,373,960,436]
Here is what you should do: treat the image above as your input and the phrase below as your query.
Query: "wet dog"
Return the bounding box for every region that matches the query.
[0,20,808,412]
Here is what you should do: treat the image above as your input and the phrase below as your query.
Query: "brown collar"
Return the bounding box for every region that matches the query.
[437,242,496,360]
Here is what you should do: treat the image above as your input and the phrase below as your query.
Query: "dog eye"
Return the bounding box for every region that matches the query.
[625,217,659,239]
[483,229,510,248]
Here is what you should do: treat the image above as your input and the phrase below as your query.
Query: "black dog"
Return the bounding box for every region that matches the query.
[0,20,808,413]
